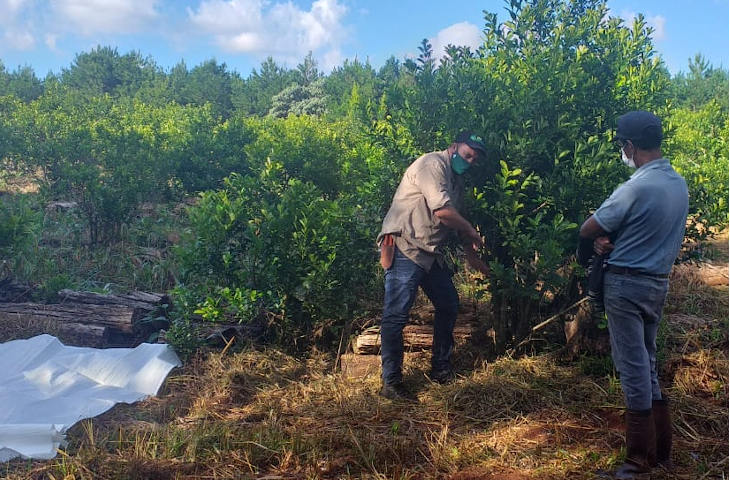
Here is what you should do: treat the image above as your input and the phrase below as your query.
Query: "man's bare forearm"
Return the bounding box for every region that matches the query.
[435,207,483,249]
[434,207,473,232]
[579,215,607,238]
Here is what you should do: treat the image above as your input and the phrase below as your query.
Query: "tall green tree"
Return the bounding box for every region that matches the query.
[61,46,159,99]
[168,59,235,119]
[268,79,327,118]
[295,52,322,86]
[374,0,671,347]
[234,57,296,116]
[0,63,44,101]
[323,58,378,121]
[671,54,729,111]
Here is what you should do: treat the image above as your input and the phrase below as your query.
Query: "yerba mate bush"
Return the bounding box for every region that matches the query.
[378,0,671,348]
[174,116,397,347]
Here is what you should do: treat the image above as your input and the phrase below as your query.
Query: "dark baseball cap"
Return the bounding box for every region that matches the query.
[614,110,663,148]
[455,131,487,156]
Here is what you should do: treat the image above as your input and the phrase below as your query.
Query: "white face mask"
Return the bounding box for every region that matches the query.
[621,147,636,168]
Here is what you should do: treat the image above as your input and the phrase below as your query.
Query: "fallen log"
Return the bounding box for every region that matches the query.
[53,322,108,338]
[0,302,137,333]
[0,314,109,347]
[57,290,170,313]
[353,324,479,355]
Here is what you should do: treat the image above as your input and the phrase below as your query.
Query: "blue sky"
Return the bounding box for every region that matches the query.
[0,0,727,78]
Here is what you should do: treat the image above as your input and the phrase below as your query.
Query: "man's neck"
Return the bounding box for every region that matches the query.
[634,149,663,168]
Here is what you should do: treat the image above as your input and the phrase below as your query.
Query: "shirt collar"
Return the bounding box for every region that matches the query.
[631,158,670,179]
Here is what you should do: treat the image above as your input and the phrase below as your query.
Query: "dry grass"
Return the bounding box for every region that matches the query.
[667,263,728,320]
[3,237,728,480]
[0,167,41,194]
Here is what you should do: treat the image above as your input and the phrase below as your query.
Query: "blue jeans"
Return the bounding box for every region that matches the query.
[604,271,669,410]
[380,248,459,385]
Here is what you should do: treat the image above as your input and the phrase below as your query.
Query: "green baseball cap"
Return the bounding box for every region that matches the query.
[455,131,487,156]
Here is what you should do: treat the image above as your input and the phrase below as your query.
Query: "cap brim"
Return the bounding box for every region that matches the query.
[466,142,487,155]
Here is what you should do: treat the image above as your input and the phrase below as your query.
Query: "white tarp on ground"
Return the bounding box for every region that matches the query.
[0,334,181,461]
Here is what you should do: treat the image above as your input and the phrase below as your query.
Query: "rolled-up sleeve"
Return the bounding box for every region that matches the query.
[593,184,635,233]
[412,158,452,213]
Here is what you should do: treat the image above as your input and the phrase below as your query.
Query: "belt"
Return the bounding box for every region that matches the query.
[606,265,670,279]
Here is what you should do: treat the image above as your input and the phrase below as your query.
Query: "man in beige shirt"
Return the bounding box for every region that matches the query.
[377,131,490,400]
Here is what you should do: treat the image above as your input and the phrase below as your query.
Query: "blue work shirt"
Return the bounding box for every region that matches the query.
[593,158,689,275]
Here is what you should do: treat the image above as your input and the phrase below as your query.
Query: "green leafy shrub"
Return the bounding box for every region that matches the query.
[34,273,76,302]
[473,161,578,344]
[176,170,375,345]
[665,100,729,239]
[164,318,202,360]
[0,195,40,262]
[175,117,390,347]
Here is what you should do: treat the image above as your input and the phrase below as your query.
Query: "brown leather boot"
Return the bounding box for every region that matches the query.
[653,399,674,470]
[614,409,654,479]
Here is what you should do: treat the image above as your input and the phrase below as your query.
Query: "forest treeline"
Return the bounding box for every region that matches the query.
[0,0,727,353]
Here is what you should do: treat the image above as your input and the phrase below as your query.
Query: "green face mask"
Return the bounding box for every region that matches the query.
[451,152,471,175]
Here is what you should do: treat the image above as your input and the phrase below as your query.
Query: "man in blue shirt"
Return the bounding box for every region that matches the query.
[579,111,688,478]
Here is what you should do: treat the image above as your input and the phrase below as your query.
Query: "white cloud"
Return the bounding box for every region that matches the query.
[0,0,36,50]
[321,48,344,71]
[617,9,667,42]
[228,32,264,52]
[189,0,347,66]
[187,0,263,34]
[647,15,666,41]
[4,29,35,50]
[0,0,30,28]
[45,33,58,50]
[49,0,160,35]
[0,0,165,57]
[429,22,482,60]
[3,0,30,14]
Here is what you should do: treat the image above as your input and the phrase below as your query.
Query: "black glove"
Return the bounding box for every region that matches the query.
[577,236,594,267]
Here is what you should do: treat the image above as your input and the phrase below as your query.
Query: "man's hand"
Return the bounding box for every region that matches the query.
[580,215,613,255]
[433,207,486,269]
[464,225,484,251]
[593,236,614,255]
[463,241,490,276]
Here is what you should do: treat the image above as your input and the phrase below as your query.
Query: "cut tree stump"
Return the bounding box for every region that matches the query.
[353,324,480,355]
[339,353,381,378]
[562,300,611,357]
